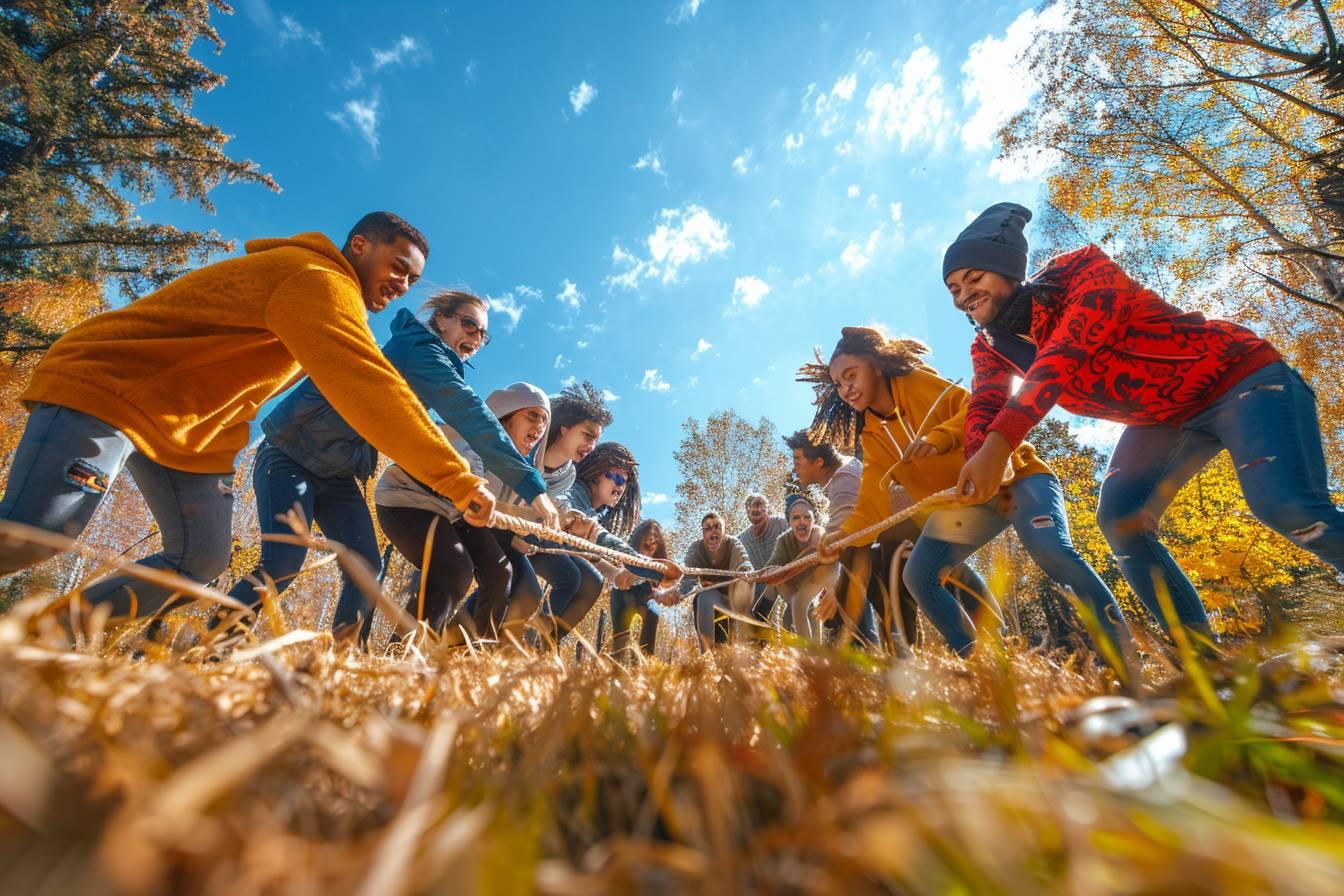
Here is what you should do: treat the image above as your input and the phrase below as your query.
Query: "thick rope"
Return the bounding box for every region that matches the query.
[483,486,960,588]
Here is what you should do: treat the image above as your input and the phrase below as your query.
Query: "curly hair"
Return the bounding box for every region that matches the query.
[797,326,929,452]
[627,518,668,560]
[548,380,615,445]
[574,441,641,537]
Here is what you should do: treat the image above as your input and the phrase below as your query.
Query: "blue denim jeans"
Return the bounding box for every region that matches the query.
[1098,362,1344,634]
[905,473,1127,656]
[0,404,234,617]
[610,584,659,657]
[226,441,381,631]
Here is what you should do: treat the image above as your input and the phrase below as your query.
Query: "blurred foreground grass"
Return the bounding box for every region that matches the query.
[0,574,1341,894]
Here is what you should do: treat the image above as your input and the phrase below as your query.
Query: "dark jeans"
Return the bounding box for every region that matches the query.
[1098,362,1344,634]
[0,404,234,617]
[907,474,1125,657]
[610,585,659,657]
[376,503,512,635]
[497,539,602,641]
[225,441,380,632]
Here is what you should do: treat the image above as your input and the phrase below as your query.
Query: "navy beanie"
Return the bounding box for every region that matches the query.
[942,202,1033,283]
[784,493,814,515]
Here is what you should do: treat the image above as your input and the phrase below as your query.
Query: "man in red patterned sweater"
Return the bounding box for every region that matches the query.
[944,202,1342,642]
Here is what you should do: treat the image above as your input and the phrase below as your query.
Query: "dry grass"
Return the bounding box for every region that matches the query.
[0,570,1341,896]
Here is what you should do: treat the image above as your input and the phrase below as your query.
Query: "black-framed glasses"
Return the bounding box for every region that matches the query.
[440,311,491,346]
[603,470,628,488]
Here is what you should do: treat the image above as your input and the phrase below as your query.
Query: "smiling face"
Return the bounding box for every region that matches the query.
[701,515,724,551]
[590,466,628,510]
[827,352,885,413]
[638,529,661,557]
[945,268,1017,327]
[502,406,549,455]
[552,421,603,464]
[347,234,425,312]
[433,301,489,360]
[789,502,815,542]
[747,497,769,526]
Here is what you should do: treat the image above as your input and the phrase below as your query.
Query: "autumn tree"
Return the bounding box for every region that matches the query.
[671,410,791,553]
[0,0,278,324]
[1007,0,1344,312]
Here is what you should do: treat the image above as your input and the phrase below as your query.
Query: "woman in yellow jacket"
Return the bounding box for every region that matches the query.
[810,327,1130,657]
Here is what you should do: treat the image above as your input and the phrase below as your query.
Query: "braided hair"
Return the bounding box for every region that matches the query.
[797,326,929,453]
[574,441,641,537]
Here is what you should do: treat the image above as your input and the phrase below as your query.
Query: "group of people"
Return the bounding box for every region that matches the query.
[0,204,1339,668]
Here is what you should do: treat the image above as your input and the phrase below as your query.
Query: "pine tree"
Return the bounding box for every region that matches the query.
[0,1,279,315]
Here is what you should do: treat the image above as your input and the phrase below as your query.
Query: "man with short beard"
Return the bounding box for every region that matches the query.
[678,511,753,649]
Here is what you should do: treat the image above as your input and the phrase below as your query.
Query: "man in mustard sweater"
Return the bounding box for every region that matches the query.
[0,211,495,624]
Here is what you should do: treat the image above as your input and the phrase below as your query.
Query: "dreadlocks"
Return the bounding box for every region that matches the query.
[575,441,641,537]
[797,326,929,453]
[548,380,615,445]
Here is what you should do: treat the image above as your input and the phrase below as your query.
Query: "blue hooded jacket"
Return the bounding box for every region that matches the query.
[262,308,546,501]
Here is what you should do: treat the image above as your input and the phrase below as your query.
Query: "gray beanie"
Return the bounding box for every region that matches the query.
[486,382,551,421]
[942,202,1033,283]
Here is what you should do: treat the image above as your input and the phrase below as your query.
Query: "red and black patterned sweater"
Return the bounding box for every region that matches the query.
[965,245,1280,457]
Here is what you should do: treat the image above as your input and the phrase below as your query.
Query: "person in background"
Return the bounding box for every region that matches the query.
[677,511,754,650]
[608,518,680,660]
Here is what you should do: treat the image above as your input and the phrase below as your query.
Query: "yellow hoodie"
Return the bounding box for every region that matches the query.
[838,366,1050,546]
[22,233,485,505]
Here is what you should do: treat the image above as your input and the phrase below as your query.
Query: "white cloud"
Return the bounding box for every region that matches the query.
[691,337,712,359]
[732,148,753,175]
[633,148,666,178]
[960,5,1073,151]
[835,140,854,156]
[278,14,323,49]
[686,375,699,388]
[988,146,1062,184]
[855,48,877,68]
[768,198,782,210]
[560,375,577,388]
[1070,417,1125,451]
[813,72,859,136]
[485,289,529,332]
[516,285,542,300]
[668,0,706,24]
[569,80,597,115]
[839,223,903,276]
[464,60,478,84]
[731,275,770,309]
[847,183,860,198]
[602,389,620,402]
[890,201,904,223]
[671,86,683,106]
[784,131,805,153]
[606,204,731,290]
[371,35,427,71]
[576,339,589,349]
[861,46,951,151]
[554,354,568,369]
[328,93,380,151]
[556,279,584,309]
[645,491,670,505]
[639,369,672,392]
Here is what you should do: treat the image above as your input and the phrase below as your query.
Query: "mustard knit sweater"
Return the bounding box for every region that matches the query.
[22,233,484,506]
[838,367,1051,546]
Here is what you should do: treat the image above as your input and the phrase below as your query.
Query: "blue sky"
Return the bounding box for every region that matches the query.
[141,0,1092,523]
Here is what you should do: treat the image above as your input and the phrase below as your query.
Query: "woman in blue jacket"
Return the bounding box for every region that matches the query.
[225,290,559,641]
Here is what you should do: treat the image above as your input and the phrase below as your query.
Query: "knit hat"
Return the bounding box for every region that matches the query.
[784,493,815,515]
[942,202,1033,283]
[486,382,551,421]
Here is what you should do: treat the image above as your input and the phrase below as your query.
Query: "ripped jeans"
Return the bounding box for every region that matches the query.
[905,473,1127,656]
[0,404,235,617]
[1098,362,1344,634]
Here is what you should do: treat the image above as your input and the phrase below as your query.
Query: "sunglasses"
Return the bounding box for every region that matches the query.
[603,470,628,488]
[441,311,491,346]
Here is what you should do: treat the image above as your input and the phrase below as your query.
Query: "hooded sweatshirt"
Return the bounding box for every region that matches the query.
[22,233,483,505]
[837,366,1049,547]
